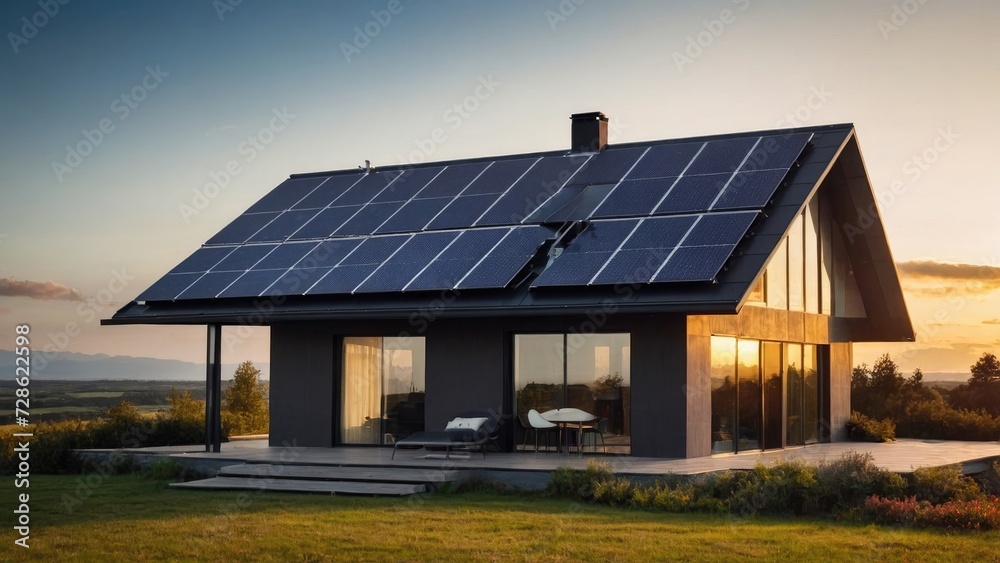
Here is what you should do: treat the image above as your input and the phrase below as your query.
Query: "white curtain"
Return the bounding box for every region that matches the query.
[341,337,382,444]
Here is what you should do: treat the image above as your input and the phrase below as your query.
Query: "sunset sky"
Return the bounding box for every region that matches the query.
[1,0,998,376]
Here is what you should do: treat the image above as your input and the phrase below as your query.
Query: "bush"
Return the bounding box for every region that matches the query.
[548,460,615,498]
[859,495,1000,531]
[912,465,984,504]
[144,457,187,481]
[592,477,635,507]
[896,400,1000,441]
[815,451,907,511]
[847,411,896,442]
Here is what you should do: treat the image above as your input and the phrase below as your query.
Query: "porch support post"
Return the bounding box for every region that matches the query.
[205,324,223,453]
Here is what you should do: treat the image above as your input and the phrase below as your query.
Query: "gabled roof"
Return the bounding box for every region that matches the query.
[105,121,912,340]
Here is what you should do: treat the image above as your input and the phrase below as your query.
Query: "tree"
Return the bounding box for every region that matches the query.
[970,353,1000,385]
[869,354,904,394]
[223,361,269,435]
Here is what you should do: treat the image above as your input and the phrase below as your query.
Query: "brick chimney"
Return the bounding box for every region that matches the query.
[570,111,608,153]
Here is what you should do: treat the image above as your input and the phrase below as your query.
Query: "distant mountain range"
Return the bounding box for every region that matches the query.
[0,349,269,381]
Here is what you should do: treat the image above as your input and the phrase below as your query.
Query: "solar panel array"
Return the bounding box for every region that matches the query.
[141,131,810,301]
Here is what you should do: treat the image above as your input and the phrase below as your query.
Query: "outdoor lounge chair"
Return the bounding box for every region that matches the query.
[390,413,502,460]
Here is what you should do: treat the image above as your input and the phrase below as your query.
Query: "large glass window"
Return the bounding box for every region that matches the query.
[785,343,804,446]
[805,200,820,314]
[765,238,788,310]
[803,345,819,444]
[515,333,631,453]
[341,336,425,445]
[762,341,784,450]
[737,340,761,451]
[711,336,737,454]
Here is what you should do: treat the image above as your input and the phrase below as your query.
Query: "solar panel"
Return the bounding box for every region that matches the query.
[588,216,696,285]
[710,169,788,210]
[295,238,365,269]
[475,156,587,226]
[406,228,509,291]
[176,271,243,300]
[741,133,811,171]
[355,231,458,293]
[246,177,327,213]
[569,147,646,186]
[333,202,404,236]
[415,162,490,198]
[217,269,287,298]
[531,220,638,287]
[206,212,280,245]
[653,174,730,214]
[137,272,203,301]
[684,137,758,176]
[287,206,360,240]
[330,171,400,206]
[591,178,677,218]
[526,183,616,223]
[459,226,553,289]
[683,212,757,246]
[371,166,444,203]
[306,235,411,294]
[253,241,319,270]
[652,245,734,282]
[375,197,452,233]
[627,142,703,179]
[268,267,333,296]
[210,244,277,272]
[461,158,535,196]
[170,246,236,274]
[248,209,323,243]
[292,174,364,209]
[426,194,500,230]
[621,216,697,250]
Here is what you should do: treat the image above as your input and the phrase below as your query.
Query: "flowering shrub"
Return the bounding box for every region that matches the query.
[860,495,1000,531]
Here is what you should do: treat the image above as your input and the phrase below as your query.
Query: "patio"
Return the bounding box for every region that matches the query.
[115,438,1000,478]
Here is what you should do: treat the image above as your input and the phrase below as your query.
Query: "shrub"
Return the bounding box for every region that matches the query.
[847,411,896,442]
[911,465,984,504]
[727,460,819,516]
[630,481,697,512]
[896,400,1000,441]
[859,495,1000,531]
[815,451,907,511]
[547,460,615,498]
[144,457,187,481]
[592,477,635,506]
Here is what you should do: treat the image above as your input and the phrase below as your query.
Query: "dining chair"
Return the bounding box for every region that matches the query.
[582,417,608,453]
[526,409,558,452]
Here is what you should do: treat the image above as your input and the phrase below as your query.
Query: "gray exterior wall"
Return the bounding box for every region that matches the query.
[269,323,335,447]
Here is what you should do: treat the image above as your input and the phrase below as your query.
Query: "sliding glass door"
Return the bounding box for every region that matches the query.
[514,333,631,452]
[341,336,425,445]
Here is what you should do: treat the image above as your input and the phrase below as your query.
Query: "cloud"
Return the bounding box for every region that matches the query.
[984,319,1000,325]
[0,277,84,302]
[897,260,1000,295]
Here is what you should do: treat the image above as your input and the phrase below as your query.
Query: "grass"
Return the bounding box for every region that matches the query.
[1,475,998,561]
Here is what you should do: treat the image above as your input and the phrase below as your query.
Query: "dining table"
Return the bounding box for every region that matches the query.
[540,408,596,457]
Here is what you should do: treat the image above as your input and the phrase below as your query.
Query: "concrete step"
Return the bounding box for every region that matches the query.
[218,463,469,484]
[170,476,426,496]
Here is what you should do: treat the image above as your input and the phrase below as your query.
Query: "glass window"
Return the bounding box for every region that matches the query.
[766,238,788,310]
[805,199,820,314]
[762,342,783,449]
[516,333,631,453]
[341,336,425,445]
[711,336,737,454]
[787,213,805,312]
[803,345,819,444]
[737,340,761,452]
[820,192,833,316]
[785,343,803,446]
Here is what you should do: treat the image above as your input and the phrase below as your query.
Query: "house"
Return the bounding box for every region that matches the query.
[104,112,914,458]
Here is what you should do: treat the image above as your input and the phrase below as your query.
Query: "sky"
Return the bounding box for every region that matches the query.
[1,0,998,377]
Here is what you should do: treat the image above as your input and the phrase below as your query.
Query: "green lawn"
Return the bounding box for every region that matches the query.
[1,475,997,561]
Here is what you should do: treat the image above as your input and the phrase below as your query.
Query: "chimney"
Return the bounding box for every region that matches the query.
[570,111,608,153]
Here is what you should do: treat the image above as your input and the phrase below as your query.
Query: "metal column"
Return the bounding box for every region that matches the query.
[205,324,222,453]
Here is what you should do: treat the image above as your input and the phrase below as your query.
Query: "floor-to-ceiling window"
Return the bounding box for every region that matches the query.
[341,336,425,445]
[515,333,630,453]
[711,337,826,453]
